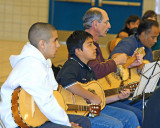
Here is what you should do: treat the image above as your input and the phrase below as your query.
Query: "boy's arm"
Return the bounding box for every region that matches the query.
[105,89,130,104]
[67,83,102,105]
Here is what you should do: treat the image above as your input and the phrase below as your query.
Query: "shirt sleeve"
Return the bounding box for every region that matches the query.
[18,59,71,127]
[56,61,80,88]
[88,59,117,79]
[109,38,137,59]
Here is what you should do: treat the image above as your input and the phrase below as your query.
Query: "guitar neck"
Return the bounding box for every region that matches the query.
[123,47,145,68]
[67,104,90,111]
[104,84,137,97]
[104,88,120,97]
[123,56,137,68]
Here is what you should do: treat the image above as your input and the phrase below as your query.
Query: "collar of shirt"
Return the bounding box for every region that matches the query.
[70,55,92,72]
[93,41,100,56]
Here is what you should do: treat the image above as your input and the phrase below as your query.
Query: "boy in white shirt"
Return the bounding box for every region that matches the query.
[0,22,91,128]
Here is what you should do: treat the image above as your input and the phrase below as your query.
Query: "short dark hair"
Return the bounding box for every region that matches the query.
[142,10,157,21]
[137,19,159,35]
[66,30,93,56]
[28,22,56,48]
[124,15,140,29]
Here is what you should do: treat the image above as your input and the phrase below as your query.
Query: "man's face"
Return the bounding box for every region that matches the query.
[79,37,96,63]
[142,26,159,48]
[44,30,60,59]
[96,11,111,37]
[127,19,140,30]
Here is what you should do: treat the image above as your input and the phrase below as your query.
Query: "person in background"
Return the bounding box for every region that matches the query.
[110,19,159,62]
[109,15,140,53]
[117,15,141,39]
[142,10,160,51]
[56,30,140,128]
[0,22,91,128]
[142,10,157,21]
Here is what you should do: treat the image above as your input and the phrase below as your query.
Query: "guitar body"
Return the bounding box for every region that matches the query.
[109,38,122,53]
[123,67,140,85]
[11,87,66,128]
[98,68,140,91]
[98,73,122,90]
[12,87,101,127]
[121,60,150,85]
[59,81,106,116]
[98,60,150,96]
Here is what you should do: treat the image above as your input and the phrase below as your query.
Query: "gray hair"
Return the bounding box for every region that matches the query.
[83,8,103,29]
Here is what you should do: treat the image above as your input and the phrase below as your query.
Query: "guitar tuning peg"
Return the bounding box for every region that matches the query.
[89,113,94,118]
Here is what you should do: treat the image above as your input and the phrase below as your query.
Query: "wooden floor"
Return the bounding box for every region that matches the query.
[0,40,109,87]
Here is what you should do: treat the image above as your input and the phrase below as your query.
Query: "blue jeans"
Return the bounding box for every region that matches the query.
[89,105,140,128]
[38,114,91,128]
[109,100,142,126]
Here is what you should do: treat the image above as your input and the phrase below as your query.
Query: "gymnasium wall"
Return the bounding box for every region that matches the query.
[0,0,159,42]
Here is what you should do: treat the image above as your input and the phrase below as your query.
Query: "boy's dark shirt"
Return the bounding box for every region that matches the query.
[56,55,97,88]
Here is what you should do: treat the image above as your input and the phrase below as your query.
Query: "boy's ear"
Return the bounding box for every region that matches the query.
[75,48,82,55]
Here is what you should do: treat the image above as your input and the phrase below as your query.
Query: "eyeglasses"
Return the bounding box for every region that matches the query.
[104,20,109,25]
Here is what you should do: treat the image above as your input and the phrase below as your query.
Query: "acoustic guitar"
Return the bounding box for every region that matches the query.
[11,87,101,128]
[119,47,146,81]
[104,82,139,97]
[59,80,106,116]
[98,47,149,96]
[109,38,122,53]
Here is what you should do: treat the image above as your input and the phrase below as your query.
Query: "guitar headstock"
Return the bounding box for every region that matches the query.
[126,81,139,93]
[88,104,101,117]
[134,47,145,57]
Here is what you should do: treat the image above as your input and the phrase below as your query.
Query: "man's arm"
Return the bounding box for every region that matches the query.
[109,36,138,59]
[88,53,127,79]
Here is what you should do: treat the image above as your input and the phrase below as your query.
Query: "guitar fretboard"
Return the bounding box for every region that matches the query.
[67,104,89,111]
[104,82,139,97]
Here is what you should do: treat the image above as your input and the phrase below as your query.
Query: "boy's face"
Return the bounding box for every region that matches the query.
[44,30,60,59]
[78,37,96,63]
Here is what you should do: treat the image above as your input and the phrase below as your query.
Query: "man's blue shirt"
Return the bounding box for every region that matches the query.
[109,34,153,62]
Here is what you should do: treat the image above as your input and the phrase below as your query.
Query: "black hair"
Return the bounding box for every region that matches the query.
[66,30,93,56]
[28,22,56,48]
[124,15,140,29]
[142,10,157,21]
[137,19,159,35]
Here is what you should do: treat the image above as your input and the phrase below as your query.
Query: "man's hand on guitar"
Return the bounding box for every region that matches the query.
[71,122,82,128]
[118,89,130,100]
[128,52,144,68]
[112,53,128,65]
